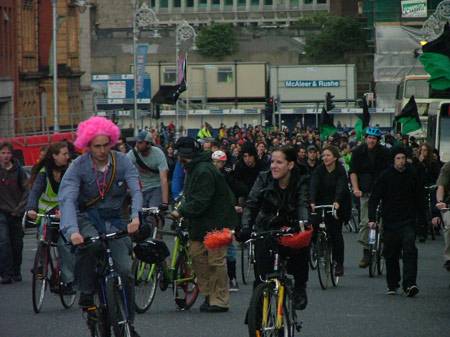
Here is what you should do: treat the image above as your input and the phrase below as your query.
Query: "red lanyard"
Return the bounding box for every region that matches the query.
[92,160,109,200]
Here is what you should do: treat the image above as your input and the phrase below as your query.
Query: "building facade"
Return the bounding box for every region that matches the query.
[0,0,84,137]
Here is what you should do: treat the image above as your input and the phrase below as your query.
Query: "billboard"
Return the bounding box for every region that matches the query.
[270,65,356,102]
[401,0,427,18]
[92,74,151,104]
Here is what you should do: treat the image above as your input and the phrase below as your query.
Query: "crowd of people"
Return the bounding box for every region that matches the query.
[0,116,449,336]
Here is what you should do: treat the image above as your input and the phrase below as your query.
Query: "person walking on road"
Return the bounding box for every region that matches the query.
[349,127,390,268]
[0,142,28,284]
[368,146,424,297]
[171,137,238,313]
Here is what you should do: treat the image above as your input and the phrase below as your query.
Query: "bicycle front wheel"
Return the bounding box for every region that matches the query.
[368,244,377,278]
[308,240,318,270]
[248,282,292,337]
[132,258,160,314]
[241,243,249,285]
[317,236,330,290]
[32,243,49,313]
[174,251,199,310]
[106,279,132,337]
[377,238,385,276]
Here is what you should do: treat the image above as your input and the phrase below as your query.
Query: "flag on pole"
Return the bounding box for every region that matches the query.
[319,107,336,141]
[420,23,450,91]
[394,96,422,135]
[354,97,371,141]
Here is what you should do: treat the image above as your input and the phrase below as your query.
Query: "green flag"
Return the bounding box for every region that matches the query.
[420,23,450,91]
[394,96,422,135]
[319,107,336,141]
[354,97,371,141]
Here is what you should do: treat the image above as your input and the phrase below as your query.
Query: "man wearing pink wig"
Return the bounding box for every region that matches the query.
[58,116,142,336]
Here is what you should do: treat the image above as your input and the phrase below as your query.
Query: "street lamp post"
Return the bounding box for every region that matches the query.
[133,2,158,136]
[175,20,196,139]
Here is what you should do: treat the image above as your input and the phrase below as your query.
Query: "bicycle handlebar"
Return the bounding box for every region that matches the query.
[425,185,437,190]
[245,224,309,244]
[82,230,129,245]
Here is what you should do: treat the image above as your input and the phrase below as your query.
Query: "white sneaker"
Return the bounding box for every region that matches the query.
[229,279,239,292]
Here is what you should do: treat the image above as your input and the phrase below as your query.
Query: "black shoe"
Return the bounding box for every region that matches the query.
[1,276,12,284]
[202,305,229,313]
[334,264,344,277]
[444,260,450,271]
[199,297,210,312]
[293,287,308,311]
[405,285,419,298]
[78,293,94,308]
[61,283,76,295]
[12,273,22,282]
[130,325,141,337]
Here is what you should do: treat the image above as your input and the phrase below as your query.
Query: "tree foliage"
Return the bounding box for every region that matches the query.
[196,23,238,59]
[300,14,367,63]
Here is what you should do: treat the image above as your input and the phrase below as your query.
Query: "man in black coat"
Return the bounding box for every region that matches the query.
[368,146,424,297]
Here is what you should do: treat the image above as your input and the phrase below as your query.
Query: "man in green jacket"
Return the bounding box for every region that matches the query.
[171,137,238,313]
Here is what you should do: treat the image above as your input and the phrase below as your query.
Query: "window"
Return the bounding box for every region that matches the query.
[174,0,181,7]
[164,68,177,83]
[317,0,327,3]
[199,0,207,8]
[265,0,273,5]
[405,79,429,99]
[160,0,168,8]
[251,0,259,5]
[225,0,233,5]
[238,0,246,6]
[304,0,313,4]
[212,0,220,7]
[187,0,194,6]
[218,68,233,83]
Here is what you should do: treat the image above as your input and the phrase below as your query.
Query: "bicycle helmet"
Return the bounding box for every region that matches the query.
[365,127,382,138]
[211,150,227,162]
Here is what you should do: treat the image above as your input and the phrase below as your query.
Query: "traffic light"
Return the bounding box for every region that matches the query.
[325,92,335,112]
[265,97,274,125]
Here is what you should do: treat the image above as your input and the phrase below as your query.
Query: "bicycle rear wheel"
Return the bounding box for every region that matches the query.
[317,236,330,290]
[59,268,76,308]
[241,243,248,285]
[248,282,292,337]
[87,301,111,337]
[132,258,160,313]
[174,251,199,310]
[32,243,49,313]
[106,279,132,337]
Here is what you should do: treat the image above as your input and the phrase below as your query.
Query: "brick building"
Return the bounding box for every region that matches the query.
[0,0,84,137]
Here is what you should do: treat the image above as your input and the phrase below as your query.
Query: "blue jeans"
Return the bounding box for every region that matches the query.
[143,187,162,208]
[0,212,24,277]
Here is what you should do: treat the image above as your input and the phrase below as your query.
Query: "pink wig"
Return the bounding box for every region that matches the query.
[74,116,120,149]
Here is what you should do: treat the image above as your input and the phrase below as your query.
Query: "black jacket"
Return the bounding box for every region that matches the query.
[242,168,309,231]
[368,164,425,230]
[233,159,267,197]
[310,163,352,222]
[349,143,391,193]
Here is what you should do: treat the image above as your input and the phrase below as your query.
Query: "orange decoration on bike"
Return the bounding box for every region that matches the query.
[203,228,234,250]
[278,228,313,249]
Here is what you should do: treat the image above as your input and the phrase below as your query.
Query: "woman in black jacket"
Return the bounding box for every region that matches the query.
[240,146,310,310]
[310,145,351,277]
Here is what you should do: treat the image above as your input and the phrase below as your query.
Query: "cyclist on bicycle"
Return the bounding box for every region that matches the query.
[368,146,424,297]
[59,116,143,337]
[238,145,310,310]
[310,145,351,276]
[349,127,390,268]
[25,142,75,294]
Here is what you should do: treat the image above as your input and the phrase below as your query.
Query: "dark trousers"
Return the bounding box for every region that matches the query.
[313,214,345,265]
[0,212,24,277]
[383,225,418,290]
[253,238,309,289]
[75,214,135,321]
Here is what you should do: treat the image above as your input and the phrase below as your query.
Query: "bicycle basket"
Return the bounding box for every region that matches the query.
[133,240,170,264]
[278,228,313,250]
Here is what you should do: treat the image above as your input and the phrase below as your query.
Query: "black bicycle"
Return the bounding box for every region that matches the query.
[311,205,339,290]
[425,185,438,240]
[241,239,255,285]
[24,213,76,313]
[79,230,134,337]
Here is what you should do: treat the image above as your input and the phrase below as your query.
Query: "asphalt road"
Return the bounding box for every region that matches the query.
[1,230,450,337]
